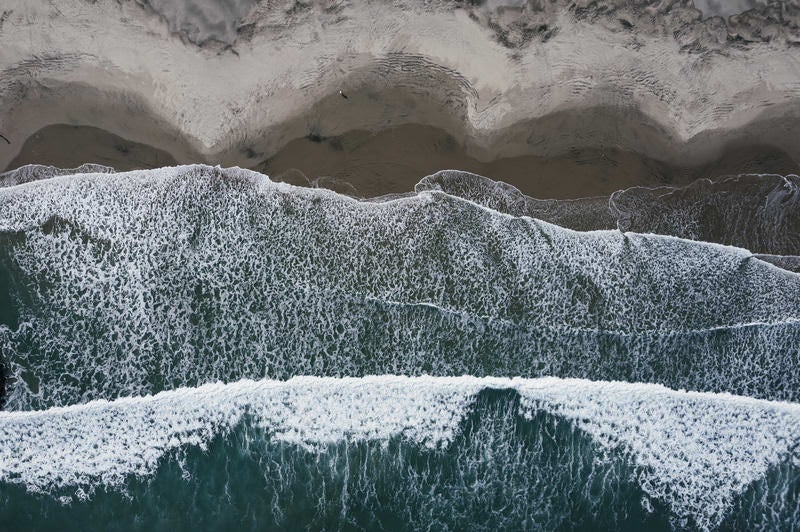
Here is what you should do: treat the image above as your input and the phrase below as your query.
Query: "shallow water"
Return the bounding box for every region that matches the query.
[0,391,670,531]
[1,166,798,410]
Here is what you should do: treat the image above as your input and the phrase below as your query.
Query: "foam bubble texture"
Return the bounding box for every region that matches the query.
[0,391,657,530]
[0,376,798,530]
[416,170,616,231]
[0,165,798,408]
[516,379,800,530]
[0,377,483,494]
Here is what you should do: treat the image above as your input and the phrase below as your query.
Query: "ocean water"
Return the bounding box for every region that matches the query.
[0,165,798,530]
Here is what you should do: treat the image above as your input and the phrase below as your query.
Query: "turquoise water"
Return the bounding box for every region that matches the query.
[0,165,798,530]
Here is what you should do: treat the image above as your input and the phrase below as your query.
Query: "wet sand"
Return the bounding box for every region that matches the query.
[6,125,177,173]
[255,124,799,198]
[5,123,798,200]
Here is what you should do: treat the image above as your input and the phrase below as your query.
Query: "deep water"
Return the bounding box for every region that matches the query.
[0,391,665,531]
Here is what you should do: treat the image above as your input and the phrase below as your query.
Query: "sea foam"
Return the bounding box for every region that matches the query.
[0,164,115,188]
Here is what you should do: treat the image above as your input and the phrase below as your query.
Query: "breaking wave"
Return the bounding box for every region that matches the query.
[1,376,798,531]
[0,165,799,530]
[0,164,115,189]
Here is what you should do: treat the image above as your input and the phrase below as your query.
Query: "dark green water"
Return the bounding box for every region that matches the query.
[0,392,661,531]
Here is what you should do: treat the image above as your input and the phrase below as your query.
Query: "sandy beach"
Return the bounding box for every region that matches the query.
[1,0,799,198]
[3,4,800,528]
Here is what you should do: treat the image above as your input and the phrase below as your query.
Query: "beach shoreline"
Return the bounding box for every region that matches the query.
[2,0,799,195]
[6,121,798,200]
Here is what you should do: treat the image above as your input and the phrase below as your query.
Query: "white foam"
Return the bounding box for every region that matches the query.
[609,174,800,256]
[0,375,798,530]
[420,170,800,257]
[516,379,800,530]
[416,169,616,232]
[0,376,484,493]
[2,165,795,332]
